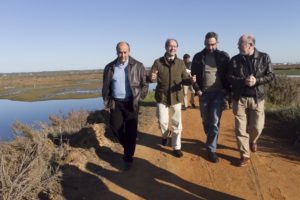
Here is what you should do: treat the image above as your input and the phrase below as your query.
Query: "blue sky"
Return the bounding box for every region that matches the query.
[1,0,300,72]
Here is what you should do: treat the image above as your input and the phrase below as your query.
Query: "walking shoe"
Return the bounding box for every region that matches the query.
[162,138,168,146]
[182,106,187,111]
[250,142,257,152]
[123,161,132,171]
[207,152,219,163]
[173,150,183,158]
[237,157,250,167]
[123,155,133,163]
[191,103,196,108]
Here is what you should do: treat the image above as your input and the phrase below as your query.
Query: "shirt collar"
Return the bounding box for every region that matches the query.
[116,59,129,68]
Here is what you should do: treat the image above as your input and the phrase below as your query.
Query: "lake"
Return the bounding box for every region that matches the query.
[0,83,156,141]
[0,98,103,141]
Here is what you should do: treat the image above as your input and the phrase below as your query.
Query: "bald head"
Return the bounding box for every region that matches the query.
[238,34,255,46]
[116,41,130,52]
[238,34,255,55]
[116,41,130,64]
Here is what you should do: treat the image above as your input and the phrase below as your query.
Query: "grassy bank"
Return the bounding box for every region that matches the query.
[0,70,102,101]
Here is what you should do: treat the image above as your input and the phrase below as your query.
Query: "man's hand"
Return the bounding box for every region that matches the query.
[104,107,110,113]
[245,74,256,87]
[191,75,196,83]
[151,70,158,81]
[196,90,203,96]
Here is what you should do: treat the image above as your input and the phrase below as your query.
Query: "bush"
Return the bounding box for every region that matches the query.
[266,106,300,140]
[0,122,62,200]
[265,76,300,141]
[0,110,89,200]
[267,76,300,106]
[44,109,89,139]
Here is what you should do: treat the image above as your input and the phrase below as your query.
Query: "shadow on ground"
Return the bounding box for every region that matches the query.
[59,110,242,199]
[86,146,243,200]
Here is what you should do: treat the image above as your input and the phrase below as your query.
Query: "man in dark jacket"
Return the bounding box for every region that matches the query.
[102,41,148,170]
[228,34,275,167]
[191,32,230,163]
[149,39,195,158]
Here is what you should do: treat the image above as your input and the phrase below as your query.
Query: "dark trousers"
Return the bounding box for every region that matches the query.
[110,100,138,162]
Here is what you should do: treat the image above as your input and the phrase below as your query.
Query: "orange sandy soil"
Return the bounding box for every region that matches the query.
[60,102,300,200]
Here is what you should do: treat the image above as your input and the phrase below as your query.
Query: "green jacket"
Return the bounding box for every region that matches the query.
[150,55,191,106]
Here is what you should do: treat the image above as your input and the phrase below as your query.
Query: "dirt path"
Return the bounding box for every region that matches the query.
[61,104,300,200]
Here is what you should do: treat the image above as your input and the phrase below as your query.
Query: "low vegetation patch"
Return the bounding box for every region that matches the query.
[267,75,300,106]
[266,76,300,142]
[0,110,90,200]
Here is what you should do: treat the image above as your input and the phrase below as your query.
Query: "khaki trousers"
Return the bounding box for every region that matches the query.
[232,97,265,158]
[183,85,195,108]
[157,103,182,150]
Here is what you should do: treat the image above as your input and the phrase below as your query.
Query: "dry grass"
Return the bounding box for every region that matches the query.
[0,110,90,200]
[45,110,89,139]
[0,123,62,200]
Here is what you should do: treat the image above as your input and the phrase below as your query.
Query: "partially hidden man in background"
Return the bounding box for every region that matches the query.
[182,53,196,110]
[102,41,149,170]
[228,34,275,167]
[149,39,195,158]
[191,32,230,163]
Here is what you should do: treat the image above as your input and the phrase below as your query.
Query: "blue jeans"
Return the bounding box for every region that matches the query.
[199,90,224,152]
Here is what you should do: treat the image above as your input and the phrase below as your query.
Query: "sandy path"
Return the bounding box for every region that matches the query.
[62,103,300,200]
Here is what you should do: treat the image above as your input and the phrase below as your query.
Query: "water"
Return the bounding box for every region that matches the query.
[0,83,156,141]
[287,75,300,78]
[0,98,103,141]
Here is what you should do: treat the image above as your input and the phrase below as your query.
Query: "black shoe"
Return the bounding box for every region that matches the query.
[191,104,196,108]
[162,138,168,146]
[182,107,187,111]
[173,150,183,158]
[207,152,219,163]
[123,161,132,171]
[123,156,133,163]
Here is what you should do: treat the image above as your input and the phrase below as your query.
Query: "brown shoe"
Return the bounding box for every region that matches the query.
[250,142,257,152]
[237,157,250,167]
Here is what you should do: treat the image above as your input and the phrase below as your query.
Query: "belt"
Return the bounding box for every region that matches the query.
[113,97,132,102]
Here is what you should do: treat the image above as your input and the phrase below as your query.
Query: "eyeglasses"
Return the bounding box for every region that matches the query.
[205,43,217,47]
[238,42,253,46]
[167,45,178,48]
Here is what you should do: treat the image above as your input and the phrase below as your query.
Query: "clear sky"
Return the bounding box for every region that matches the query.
[1,0,300,73]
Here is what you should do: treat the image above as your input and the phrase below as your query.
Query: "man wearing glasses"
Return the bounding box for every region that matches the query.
[191,32,230,163]
[149,39,195,158]
[228,34,274,167]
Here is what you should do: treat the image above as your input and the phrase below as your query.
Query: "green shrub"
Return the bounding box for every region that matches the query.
[139,91,156,107]
[266,106,300,139]
[267,76,300,106]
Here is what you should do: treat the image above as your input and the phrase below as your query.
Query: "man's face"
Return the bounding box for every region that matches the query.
[205,37,218,53]
[117,43,130,64]
[238,36,253,55]
[184,57,190,64]
[165,40,178,57]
